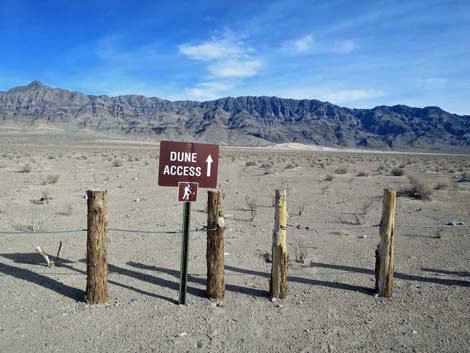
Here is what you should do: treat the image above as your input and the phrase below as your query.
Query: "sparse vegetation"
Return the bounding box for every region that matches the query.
[20,163,32,173]
[284,162,297,170]
[324,174,334,182]
[41,189,51,202]
[261,161,273,175]
[294,239,308,264]
[245,195,257,221]
[434,177,451,190]
[400,175,433,200]
[41,174,60,185]
[357,171,369,177]
[59,203,73,216]
[391,166,405,176]
[459,172,470,182]
[15,207,47,232]
[113,159,124,167]
[334,167,348,174]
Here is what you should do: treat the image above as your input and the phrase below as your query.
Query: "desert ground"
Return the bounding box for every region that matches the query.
[0,129,469,353]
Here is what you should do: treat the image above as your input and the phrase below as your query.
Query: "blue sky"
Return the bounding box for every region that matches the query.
[1,0,469,114]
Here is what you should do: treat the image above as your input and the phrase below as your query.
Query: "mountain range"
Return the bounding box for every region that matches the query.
[1,81,469,152]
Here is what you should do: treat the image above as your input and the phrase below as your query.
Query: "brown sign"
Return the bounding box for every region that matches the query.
[177,182,198,202]
[158,140,219,188]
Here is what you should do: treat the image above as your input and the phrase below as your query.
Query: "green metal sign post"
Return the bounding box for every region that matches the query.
[158,140,219,305]
[178,201,191,305]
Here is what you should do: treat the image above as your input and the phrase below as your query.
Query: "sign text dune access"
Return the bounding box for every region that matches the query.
[158,140,218,188]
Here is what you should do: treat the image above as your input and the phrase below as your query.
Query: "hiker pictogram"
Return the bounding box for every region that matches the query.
[183,184,192,200]
[177,182,198,202]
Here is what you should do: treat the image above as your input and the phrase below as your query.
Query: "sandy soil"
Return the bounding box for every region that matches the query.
[0,132,469,353]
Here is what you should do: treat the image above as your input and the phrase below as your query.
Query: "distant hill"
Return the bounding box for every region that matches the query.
[1,81,469,152]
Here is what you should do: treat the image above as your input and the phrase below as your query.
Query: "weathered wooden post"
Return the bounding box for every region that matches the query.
[86,190,108,304]
[207,190,225,300]
[270,189,288,299]
[375,189,396,298]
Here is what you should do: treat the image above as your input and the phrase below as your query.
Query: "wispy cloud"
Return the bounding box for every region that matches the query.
[179,38,243,61]
[179,32,263,78]
[208,59,263,78]
[281,35,357,55]
[187,81,234,100]
[281,34,314,54]
[275,86,385,104]
[322,88,384,103]
[419,77,448,89]
[329,40,358,54]
[179,31,264,99]
[93,34,162,69]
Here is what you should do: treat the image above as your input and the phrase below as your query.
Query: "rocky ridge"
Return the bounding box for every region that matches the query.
[1,81,469,152]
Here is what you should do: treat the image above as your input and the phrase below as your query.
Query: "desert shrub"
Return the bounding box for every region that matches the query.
[16,206,47,232]
[284,162,297,170]
[59,203,73,216]
[434,177,451,190]
[41,189,51,201]
[245,160,256,167]
[294,239,308,264]
[245,195,257,221]
[459,172,470,182]
[391,166,405,176]
[403,175,433,200]
[357,171,369,177]
[334,167,348,174]
[262,163,273,175]
[324,174,334,182]
[41,174,60,185]
[20,163,32,173]
[113,159,124,167]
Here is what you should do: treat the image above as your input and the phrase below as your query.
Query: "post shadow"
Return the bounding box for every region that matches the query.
[421,268,470,278]
[309,262,470,288]
[223,265,374,295]
[60,262,179,303]
[0,261,84,301]
[1,252,74,265]
[128,261,268,298]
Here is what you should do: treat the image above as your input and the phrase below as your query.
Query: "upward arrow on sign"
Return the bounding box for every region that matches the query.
[206,154,213,177]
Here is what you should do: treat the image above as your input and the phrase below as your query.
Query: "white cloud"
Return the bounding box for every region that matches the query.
[281,35,357,55]
[179,40,242,61]
[330,40,358,54]
[276,87,385,103]
[282,34,314,54]
[179,32,263,79]
[179,32,264,99]
[208,59,263,78]
[322,88,384,103]
[419,78,448,89]
[187,81,234,100]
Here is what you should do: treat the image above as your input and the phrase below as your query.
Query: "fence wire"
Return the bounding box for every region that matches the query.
[0,226,213,236]
[286,222,470,232]
[0,222,467,236]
